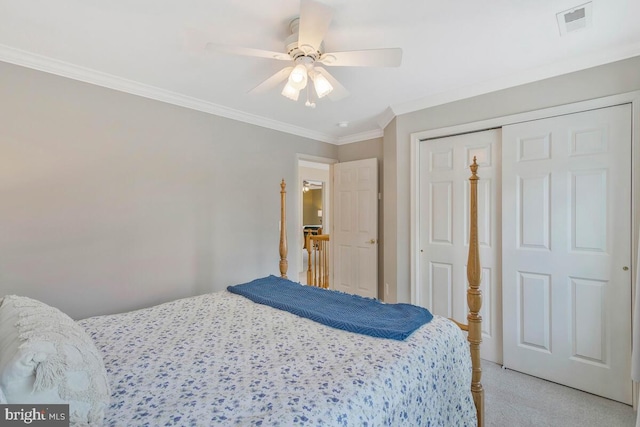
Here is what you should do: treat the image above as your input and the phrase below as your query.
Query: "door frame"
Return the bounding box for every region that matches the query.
[409,90,640,403]
[296,154,337,283]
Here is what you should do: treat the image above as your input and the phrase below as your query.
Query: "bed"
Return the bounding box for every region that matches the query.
[0,161,484,426]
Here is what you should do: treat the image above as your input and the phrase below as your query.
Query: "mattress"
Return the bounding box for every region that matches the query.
[79,290,476,426]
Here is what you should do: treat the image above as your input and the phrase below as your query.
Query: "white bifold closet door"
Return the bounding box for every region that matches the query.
[418,129,502,363]
[502,104,632,404]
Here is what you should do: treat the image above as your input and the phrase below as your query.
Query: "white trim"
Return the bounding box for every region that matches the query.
[299,160,330,170]
[336,128,384,145]
[410,90,640,402]
[296,153,338,166]
[409,135,420,305]
[0,44,337,144]
[376,107,396,130]
[631,93,640,409]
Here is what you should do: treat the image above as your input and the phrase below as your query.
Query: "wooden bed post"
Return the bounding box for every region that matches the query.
[467,157,484,426]
[279,179,288,278]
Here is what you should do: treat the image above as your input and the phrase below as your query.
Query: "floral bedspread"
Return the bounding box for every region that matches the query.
[79,291,476,426]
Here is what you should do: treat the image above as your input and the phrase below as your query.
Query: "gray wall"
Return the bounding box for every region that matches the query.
[384,55,640,303]
[337,138,382,162]
[0,61,337,319]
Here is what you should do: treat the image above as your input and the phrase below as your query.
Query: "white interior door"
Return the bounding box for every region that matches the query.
[333,158,378,298]
[418,129,502,363]
[502,104,632,404]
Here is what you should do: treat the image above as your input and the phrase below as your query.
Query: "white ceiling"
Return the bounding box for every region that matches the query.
[1,0,639,144]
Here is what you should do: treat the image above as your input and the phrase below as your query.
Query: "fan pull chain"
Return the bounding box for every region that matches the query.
[305,81,316,108]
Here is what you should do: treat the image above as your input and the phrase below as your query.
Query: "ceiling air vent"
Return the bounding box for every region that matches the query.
[556,2,592,36]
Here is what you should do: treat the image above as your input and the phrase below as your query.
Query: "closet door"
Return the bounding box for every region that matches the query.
[502,104,632,404]
[418,129,502,363]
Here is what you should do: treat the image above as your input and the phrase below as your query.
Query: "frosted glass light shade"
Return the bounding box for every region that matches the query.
[312,72,333,98]
[288,64,308,90]
[281,82,300,101]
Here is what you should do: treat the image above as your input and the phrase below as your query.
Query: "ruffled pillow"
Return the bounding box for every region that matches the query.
[0,295,110,426]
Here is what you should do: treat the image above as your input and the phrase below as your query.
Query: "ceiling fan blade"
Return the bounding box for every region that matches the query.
[206,43,291,61]
[315,67,349,101]
[184,28,290,60]
[248,67,294,94]
[298,0,334,53]
[319,48,403,67]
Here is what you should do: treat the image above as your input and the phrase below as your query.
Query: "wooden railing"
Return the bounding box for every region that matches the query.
[306,234,330,288]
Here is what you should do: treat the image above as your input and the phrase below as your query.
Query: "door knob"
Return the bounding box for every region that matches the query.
[623,266,629,271]
[367,239,376,244]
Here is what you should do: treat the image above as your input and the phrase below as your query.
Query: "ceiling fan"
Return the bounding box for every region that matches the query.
[187,0,402,108]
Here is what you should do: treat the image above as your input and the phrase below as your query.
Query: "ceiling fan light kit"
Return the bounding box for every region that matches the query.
[198,0,402,107]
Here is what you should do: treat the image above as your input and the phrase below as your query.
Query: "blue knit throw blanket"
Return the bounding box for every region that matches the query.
[227,275,433,341]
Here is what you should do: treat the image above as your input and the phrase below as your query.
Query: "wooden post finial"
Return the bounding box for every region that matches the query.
[470,156,479,178]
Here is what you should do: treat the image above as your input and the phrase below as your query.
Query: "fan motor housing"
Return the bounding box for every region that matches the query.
[285,17,324,62]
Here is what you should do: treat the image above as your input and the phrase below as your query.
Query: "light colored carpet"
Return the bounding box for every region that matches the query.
[484,360,636,426]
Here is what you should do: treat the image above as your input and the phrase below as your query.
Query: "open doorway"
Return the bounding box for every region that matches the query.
[297,159,331,284]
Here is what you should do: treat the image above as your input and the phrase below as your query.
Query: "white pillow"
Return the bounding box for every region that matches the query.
[0,295,110,426]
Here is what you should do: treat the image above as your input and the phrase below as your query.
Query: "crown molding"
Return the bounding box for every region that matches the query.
[391,42,640,117]
[335,128,384,145]
[5,42,635,147]
[376,106,396,129]
[0,44,338,144]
